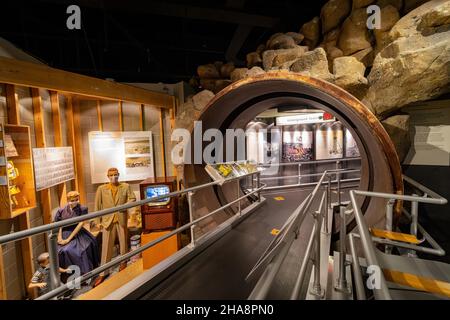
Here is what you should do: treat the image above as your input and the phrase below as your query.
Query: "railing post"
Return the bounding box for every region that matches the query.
[257,172,261,202]
[298,163,302,186]
[237,178,241,216]
[310,208,324,298]
[385,199,395,254]
[336,161,341,206]
[47,229,60,294]
[409,194,419,257]
[335,206,350,294]
[187,191,196,247]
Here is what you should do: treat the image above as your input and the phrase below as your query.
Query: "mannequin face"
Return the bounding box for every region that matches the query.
[107,171,120,185]
[68,196,80,209]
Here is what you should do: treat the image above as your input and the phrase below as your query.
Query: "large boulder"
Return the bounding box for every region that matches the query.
[246,52,262,68]
[321,0,352,34]
[363,0,450,116]
[338,8,373,55]
[377,0,403,10]
[382,114,411,163]
[374,5,400,53]
[192,90,215,111]
[351,46,375,66]
[262,46,309,70]
[300,16,321,49]
[220,62,235,78]
[197,64,220,79]
[353,0,376,9]
[230,67,265,82]
[285,32,305,44]
[290,47,334,81]
[266,34,297,50]
[333,56,369,99]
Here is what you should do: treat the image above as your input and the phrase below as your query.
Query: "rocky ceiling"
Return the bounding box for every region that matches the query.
[0,0,327,83]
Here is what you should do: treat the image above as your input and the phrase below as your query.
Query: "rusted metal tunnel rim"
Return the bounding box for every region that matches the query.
[184,72,403,236]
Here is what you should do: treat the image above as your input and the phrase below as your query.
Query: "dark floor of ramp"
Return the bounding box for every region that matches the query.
[139,188,315,300]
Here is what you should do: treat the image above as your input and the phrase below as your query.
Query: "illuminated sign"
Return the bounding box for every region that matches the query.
[276,112,335,125]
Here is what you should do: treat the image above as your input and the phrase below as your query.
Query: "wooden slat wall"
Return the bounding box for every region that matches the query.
[72,99,86,204]
[66,97,80,193]
[6,84,35,299]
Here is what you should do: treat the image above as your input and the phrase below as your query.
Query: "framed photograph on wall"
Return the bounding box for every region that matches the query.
[88,131,155,183]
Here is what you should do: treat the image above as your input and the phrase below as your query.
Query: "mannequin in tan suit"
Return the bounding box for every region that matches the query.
[93,168,136,287]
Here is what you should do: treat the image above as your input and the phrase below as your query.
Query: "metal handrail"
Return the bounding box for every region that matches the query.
[247,169,339,299]
[257,157,361,167]
[0,171,263,300]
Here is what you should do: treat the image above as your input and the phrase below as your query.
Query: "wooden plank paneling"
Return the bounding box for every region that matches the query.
[139,104,145,131]
[5,84,20,125]
[0,56,172,108]
[159,109,166,178]
[50,91,67,206]
[96,100,103,131]
[31,88,52,226]
[118,101,124,131]
[6,85,36,299]
[72,99,86,204]
[66,97,79,193]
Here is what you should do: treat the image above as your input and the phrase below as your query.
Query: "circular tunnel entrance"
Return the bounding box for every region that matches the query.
[183,72,403,237]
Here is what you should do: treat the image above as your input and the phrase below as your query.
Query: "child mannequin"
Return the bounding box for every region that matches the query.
[29,252,69,296]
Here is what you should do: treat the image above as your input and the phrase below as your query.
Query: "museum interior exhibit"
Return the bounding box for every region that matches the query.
[0,0,449,303]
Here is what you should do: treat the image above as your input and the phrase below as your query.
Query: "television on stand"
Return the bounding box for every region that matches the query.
[139,176,178,232]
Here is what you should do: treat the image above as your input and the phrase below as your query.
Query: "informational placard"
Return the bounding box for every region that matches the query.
[282,130,313,161]
[89,131,155,183]
[205,161,258,185]
[345,129,360,158]
[276,112,335,125]
[315,124,343,160]
[33,147,75,191]
[403,100,450,166]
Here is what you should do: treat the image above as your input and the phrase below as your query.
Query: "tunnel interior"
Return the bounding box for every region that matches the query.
[183,72,403,238]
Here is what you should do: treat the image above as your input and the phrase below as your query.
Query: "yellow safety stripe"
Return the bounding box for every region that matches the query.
[370,228,421,244]
[383,269,450,298]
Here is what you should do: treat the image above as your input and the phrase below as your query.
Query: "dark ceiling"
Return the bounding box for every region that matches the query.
[1,0,327,84]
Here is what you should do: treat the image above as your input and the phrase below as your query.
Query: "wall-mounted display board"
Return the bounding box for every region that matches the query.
[32,147,75,191]
[315,123,343,160]
[0,124,37,219]
[282,128,313,162]
[345,129,360,158]
[403,100,450,166]
[205,161,258,185]
[89,131,155,183]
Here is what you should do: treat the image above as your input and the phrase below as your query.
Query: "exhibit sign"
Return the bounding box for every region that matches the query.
[282,130,313,161]
[345,129,360,158]
[403,100,450,166]
[89,131,155,183]
[33,147,75,191]
[276,112,334,126]
[315,124,343,160]
[205,161,258,185]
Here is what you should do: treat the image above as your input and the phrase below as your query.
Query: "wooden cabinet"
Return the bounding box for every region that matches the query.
[0,124,36,219]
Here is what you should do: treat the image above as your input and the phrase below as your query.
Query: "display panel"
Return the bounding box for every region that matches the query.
[88,131,154,183]
[315,123,343,160]
[282,129,313,161]
[345,129,360,157]
[145,185,170,206]
[32,147,75,191]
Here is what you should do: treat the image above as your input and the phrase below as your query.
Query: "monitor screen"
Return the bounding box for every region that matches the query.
[145,185,170,205]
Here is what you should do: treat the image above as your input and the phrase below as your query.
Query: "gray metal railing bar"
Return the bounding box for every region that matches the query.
[402,175,447,203]
[290,223,316,300]
[353,190,446,205]
[349,233,367,300]
[247,170,331,299]
[0,172,260,246]
[260,169,360,181]
[37,180,266,300]
[349,190,391,300]
[257,157,361,167]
